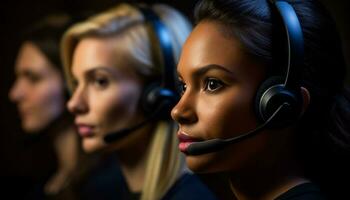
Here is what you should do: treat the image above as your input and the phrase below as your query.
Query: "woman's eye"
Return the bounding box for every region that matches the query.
[23,72,42,84]
[204,78,224,92]
[27,75,41,83]
[93,76,109,88]
[177,81,187,95]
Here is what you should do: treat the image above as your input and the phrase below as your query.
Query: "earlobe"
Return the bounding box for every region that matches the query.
[300,87,310,115]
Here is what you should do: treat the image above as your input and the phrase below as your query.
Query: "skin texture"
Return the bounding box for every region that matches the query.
[171,20,269,173]
[68,36,155,192]
[67,36,148,153]
[171,21,311,200]
[9,42,65,133]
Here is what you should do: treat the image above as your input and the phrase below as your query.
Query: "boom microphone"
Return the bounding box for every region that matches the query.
[103,101,171,143]
[185,103,290,155]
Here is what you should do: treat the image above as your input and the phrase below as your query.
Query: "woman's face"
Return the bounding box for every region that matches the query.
[67,37,144,153]
[9,42,65,133]
[171,21,272,173]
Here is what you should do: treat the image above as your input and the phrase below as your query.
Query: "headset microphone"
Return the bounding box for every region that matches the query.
[185,102,291,155]
[104,99,172,143]
[103,115,154,144]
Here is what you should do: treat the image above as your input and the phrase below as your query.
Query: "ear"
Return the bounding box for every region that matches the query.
[300,87,310,115]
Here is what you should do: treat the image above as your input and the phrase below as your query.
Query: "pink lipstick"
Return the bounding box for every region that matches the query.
[177,133,202,153]
[77,124,94,137]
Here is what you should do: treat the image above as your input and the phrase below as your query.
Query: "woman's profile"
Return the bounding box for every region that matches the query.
[9,14,82,199]
[171,0,350,199]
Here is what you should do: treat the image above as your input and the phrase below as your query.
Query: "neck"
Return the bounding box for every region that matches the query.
[116,124,154,192]
[53,125,79,173]
[46,124,79,195]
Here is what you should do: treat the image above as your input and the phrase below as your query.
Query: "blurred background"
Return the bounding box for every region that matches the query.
[0,0,349,192]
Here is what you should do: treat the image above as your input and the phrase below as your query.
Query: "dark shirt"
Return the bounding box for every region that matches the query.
[275,183,326,200]
[162,172,218,200]
[80,155,217,200]
[79,155,124,200]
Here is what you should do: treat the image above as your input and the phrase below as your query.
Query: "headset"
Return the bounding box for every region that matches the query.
[255,0,304,126]
[185,0,305,155]
[104,4,179,143]
[137,5,179,118]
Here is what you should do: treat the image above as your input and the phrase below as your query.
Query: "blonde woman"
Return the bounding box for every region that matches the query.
[61,3,217,200]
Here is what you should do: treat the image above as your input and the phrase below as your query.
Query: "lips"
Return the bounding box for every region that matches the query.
[177,132,202,153]
[76,124,94,137]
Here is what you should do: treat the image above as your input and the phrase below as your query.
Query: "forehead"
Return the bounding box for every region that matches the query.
[180,21,247,67]
[71,36,135,76]
[72,37,117,70]
[178,20,265,78]
[16,42,55,73]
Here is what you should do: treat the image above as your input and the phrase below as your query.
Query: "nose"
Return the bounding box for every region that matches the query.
[9,80,25,103]
[67,87,88,115]
[171,91,197,125]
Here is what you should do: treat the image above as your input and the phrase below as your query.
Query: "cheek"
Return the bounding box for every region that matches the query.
[188,89,263,173]
[34,80,65,118]
[22,79,64,132]
[92,84,142,132]
[198,90,257,139]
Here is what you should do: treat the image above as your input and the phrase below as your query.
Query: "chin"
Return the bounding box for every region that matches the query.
[185,154,218,173]
[82,137,106,153]
[22,121,45,134]
[185,152,234,174]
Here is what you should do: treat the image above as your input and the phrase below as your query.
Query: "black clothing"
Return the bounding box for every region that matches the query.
[162,172,218,200]
[80,155,218,200]
[275,183,326,200]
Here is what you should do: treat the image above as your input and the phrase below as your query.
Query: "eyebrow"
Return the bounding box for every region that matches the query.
[178,64,235,79]
[83,66,116,79]
[17,68,46,77]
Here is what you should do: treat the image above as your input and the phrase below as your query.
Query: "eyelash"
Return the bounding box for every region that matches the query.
[204,77,224,93]
[177,77,224,96]
[23,73,41,84]
[92,75,109,89]
[177,80,186,96]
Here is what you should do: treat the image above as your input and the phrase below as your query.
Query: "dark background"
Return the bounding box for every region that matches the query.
[0,0,198,175]
[0,0,349,180]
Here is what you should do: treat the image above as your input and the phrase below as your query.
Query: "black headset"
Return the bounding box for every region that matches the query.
[136,5,179,120]
[104,5,180,143]
[254,0,304,127]
[179,0,306,155]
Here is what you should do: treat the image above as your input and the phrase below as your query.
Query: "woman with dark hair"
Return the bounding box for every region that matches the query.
[171,0,350,199]
[9,14,83,199]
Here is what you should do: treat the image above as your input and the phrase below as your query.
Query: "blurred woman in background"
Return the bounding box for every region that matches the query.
[9,14,82,199]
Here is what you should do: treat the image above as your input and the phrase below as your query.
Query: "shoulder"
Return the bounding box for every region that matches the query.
[79,154,126,199]
[162,172,218,200]
[275,182,327,200]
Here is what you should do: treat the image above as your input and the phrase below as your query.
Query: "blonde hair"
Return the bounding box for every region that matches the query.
[61,3,192,200]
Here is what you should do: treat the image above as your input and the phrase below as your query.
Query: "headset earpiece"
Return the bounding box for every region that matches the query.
[135,5,178,120]
[141,82,179,119]
[255,76,302,127]
[252,0,305,127]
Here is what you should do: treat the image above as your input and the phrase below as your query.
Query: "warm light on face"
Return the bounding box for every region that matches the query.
[171,21,268,173]
[67,37,144,153]
[9,42,65,133]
